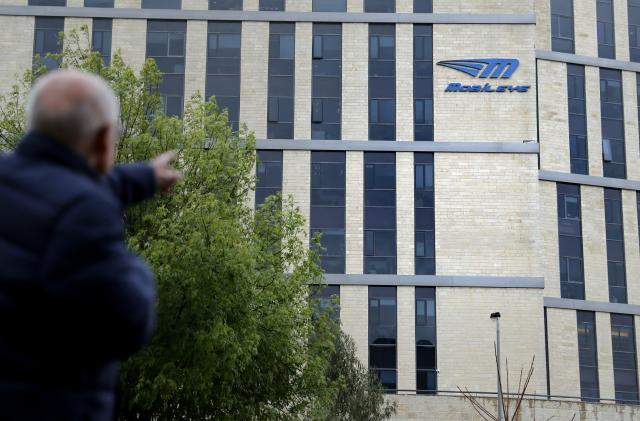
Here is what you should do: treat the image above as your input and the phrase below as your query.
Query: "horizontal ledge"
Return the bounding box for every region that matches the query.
[535,49,640,72]
[539,170,640,191]
[544,297,640,316]
[324,274,545,288]
[256,139,540,153]
[0,6,536,24]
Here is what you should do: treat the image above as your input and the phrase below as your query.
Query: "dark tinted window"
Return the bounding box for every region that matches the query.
[255,150,283,207]
[206,21,242,131]
[415,153,434,275]
[268,23,295,139]
[369,286,396,392]
[414,25,433,141]
[600,68,626,179]
[142,0,181,9]
[365,0,394,12]
[92,18,112,66]
[85,0,114,6]
[414,0,432,12]
[416,287,436,393]
[629,0,640,62]
[312,23,342,140]
[312,285,340,320]
[611,314,639,404]
[551,0,575,53]
[311,152,345,273]
[577,311,599,401]
[209,0,242,9]
[260,0,284,10]
[313,0,346,11]
[33,17,64,71]
[364,152,396,274]
[29,0,65,5]
[605,189,627,303]
[567,64,588,174]
[146,20,186,116]
[557,183,585,299]
[369,24,395,141]
[597,0,615,59]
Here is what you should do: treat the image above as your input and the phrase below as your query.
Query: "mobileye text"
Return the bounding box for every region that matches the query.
[444,83,530,93]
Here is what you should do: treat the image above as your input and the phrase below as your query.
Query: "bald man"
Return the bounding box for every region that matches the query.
[0,70,180,420]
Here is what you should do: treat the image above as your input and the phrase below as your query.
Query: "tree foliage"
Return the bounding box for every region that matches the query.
[0,27,396,420]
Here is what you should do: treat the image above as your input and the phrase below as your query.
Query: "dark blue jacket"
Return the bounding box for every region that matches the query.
[0,133,157,420]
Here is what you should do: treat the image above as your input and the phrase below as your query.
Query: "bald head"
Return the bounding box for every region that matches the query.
[27,70,120,173]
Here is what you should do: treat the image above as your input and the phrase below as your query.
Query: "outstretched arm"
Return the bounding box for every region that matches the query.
[105,151,181,208]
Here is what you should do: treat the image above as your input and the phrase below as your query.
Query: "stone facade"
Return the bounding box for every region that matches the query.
[538,59,569,172]
[433,25,537,142]
[547,308,580,397]
[573,0,597,57]
[345,151,364,274]
[239,21,268,139]
[112,19,147,71]
[582,186,609,303]
[294,22,311,140]
[184,20,207,105]
[0,16,33,95]
[395,24,413,142]
[342,23,368,141]
[585,66,604,177]
[396,152,414,276]
[434,153,539,277]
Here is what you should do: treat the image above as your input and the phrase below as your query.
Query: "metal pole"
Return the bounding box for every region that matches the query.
[496,317,505,421]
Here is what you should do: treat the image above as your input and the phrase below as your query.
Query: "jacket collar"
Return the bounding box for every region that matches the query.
[16,132,100,181]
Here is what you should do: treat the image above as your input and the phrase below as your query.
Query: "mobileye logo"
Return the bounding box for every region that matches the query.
[436,58,531,93]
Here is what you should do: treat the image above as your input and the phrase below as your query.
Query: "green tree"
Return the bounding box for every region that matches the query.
[0,27,396,420]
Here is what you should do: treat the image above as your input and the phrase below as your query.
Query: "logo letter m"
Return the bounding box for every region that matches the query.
[436,58,520,79]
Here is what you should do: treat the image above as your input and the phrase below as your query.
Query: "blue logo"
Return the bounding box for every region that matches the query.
[437,58,530,93]
[437,58,519,79]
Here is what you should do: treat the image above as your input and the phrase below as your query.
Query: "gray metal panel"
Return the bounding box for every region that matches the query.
[0,6,536,23]
[544,296,640,315]
[539,170,640,191]
[323,274,545,288]
[256,139,540,153]
[536,49,640,73]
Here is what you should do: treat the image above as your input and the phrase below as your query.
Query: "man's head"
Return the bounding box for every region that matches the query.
[27,70,120,175]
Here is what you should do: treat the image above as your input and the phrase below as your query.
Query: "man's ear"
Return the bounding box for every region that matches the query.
[93,126,113,175]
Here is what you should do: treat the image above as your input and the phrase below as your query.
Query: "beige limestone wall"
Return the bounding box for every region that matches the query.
[574,0,597,57]
[184,20,207,105]
[112,19,147,72]
[434,154,540,277]
[547,308,580,397]
[614,0,630,61]
[282,150,311,236]
[596,312,615,401]
[623,71,640,181]
[396,24,413,142]
[396,0,412,13]
[390,394,640,421]
[115,0,140,8]
[347,0,363,13]
[340,285,368,365]
[396,152,414,275]
[182,0,208,9]
[623,190,640,305]
[0,16,33,95]
[346,151,364,274]
[535,0,551,51]
[288,0,311,12]
[433,25,536,142]
[342,23,368,140]
[239,21,268,138]
[538,59,570,172]
[582,186,609,302]
[585,66,603,177]
[436,288,547,394]
[294,22,312,140]
[433,0,532,13]
[397,286,416,393]
[244,0,258,11]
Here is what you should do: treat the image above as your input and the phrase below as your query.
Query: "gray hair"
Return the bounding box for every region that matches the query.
[26,70,120,145]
